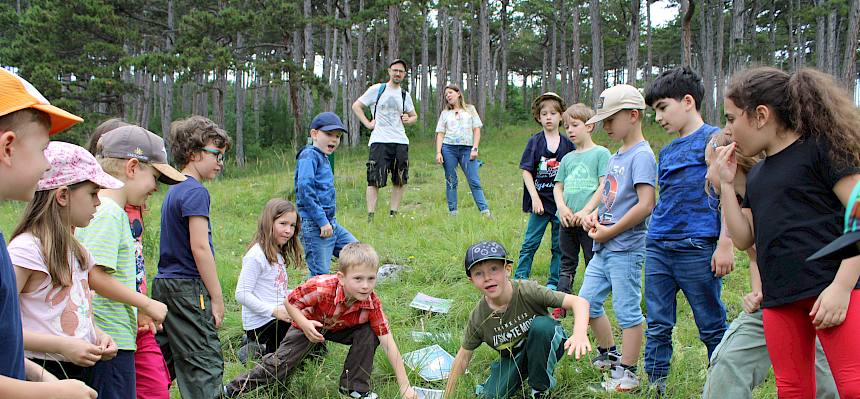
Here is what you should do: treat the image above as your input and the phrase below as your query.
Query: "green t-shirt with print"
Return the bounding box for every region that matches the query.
[555,145,611,213]
[461,280,565,354]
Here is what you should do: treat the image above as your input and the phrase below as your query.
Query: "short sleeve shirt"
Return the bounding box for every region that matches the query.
[436,106,483,146]
[0,232,25,379]
[157,176,213,279]
[461,280,565,354]
[648,124,721,240]
[75,197,138,350]
[595,140,658,252]
[358,83,416,145]
[555,146,611,213]
[743,136,860,307]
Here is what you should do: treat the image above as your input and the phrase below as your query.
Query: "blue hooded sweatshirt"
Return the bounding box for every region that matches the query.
[294,145,336,227]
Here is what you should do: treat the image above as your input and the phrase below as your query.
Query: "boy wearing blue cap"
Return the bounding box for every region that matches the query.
[296,112,358,276]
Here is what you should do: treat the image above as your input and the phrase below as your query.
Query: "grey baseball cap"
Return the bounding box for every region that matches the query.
[464,241,512,276]
[98,125,186,185]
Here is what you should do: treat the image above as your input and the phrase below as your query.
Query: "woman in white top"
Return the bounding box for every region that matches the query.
[234,199,303,356]
[434,84,491,216]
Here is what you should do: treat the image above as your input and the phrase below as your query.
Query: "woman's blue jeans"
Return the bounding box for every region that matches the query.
[441,144,489,212]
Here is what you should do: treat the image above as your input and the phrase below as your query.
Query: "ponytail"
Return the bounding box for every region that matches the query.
[726,67,860,170]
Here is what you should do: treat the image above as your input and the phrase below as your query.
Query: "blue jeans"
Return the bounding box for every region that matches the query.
[644,237,727,383]
[300,220,358,276]
[514,213,561,288]
[441,144,489,212]
[577,248,646,329]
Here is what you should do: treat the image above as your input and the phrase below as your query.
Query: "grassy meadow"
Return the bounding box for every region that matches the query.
[0,120,777,398]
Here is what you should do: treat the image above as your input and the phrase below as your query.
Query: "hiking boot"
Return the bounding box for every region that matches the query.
[551,307,566,320]
[339,387,379,399]
[596,366,640,392]
[592,349,622,370]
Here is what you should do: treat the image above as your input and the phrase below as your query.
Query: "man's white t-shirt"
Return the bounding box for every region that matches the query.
[358,83,416,145]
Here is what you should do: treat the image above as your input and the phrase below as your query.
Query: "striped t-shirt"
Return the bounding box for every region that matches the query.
[76,197,137,350]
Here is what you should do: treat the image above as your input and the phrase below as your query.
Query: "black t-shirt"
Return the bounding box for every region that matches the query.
[743,136,860,307]
[519,132,575,215]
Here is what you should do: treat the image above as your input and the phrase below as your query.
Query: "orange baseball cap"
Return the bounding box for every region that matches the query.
[0,68,83,135]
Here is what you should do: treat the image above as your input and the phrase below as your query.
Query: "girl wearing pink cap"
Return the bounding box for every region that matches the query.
[7,141,167,396]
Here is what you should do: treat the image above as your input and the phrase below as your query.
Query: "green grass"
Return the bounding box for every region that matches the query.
[0,120,777,398]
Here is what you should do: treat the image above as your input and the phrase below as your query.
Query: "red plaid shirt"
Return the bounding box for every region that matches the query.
[287,274,390,336]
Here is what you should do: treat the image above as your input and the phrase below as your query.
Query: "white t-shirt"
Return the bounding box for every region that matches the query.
[357,83,416,145]
[8,233,98,361]
[435,105,483,146]
[234,243,290,330]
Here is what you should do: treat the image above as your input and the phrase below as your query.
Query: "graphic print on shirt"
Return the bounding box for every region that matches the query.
[274,265,288,299]
[49,278,93,337]
[490,312,536,352]
[535,156,561,191]
[568,163,595,193]
[130,217,145,294]
[376,94,403,129]
[599,171,620,224]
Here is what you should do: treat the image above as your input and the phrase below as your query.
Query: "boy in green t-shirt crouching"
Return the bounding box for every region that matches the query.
[444,241,591,399]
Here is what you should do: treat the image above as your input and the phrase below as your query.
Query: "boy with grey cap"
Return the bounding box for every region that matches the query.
[444,240,591,399]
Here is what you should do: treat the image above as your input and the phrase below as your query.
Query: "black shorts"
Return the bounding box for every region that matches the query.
[367,143,409,187]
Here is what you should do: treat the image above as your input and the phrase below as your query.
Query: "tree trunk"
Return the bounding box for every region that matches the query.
[681,0,695,67]
[700,0,716,124]
[626,0,641,84]
[646,0,653,86]
[161,0,175,137]
[827,4,838,74]
[571,1,581,102]
[388,4,400,61]
[559,2,570,101]
[253,71,260,141]
[437,7,450,113]
[716,2,725,117]
[477,0,490,119]
[303,0,314,117]
[768,0,777,64]
[745,0,759,61]
[499,0,509,110]
[328,19,340,112]
[550,0,560,92]
[214,69,226,127]
[138,70,152,129]
[590,0,603,105]
[451,11,463,87]
[841,0,859,93]
[816,0,827,69]
[730,0,745,76]
[421,6,430,132]
[235,32,245,168]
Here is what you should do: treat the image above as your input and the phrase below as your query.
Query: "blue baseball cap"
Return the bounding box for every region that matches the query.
[465,241,512,276]
[310,112,346,134]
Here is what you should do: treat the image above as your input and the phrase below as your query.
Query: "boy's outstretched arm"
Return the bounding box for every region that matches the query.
[562,294,592,358]
[89,265,167,329]
[377,333,418,399]
[443,347,474,399]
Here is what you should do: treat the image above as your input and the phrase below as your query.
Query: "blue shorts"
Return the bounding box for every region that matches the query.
[577,248,645,329]
[90,349,136,399]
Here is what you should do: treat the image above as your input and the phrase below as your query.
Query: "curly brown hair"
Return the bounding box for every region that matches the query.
[725,67,860,170]
[168,115,232,168]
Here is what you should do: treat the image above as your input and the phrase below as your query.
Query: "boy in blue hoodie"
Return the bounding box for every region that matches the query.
[295,112,358,276]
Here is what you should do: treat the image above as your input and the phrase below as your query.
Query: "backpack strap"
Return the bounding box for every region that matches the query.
[401,90,407,113]
[372,83,386,117]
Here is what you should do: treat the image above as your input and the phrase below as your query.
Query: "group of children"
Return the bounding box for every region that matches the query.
[1,59,859,399]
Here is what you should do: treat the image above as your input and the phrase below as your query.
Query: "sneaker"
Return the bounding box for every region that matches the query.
[591,349,622,370]
[481,210,494,219]
[339,386,379,399]
[449,210,458,216]
[531,389,547,398]
[598,366,640,392]
[551,307,566,319]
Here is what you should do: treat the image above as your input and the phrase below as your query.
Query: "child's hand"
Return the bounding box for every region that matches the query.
[588,223,612,243]
[320,223,333,238]
[400,386,419,399]
[711,244,735,277]
[299,319,326,343]
[742,291,763,313]
[96,330,118,361]
[531,198,544,215]
[137,311,155,333]
[60,337,103,367]
[50,379,98,399]
[582,212,598,231]
[572,209,589,227]
[716,143,738,185]
[143,298,168,330]
[211,296,225,329]
[811,283,851,329]
[435,152,444,165]
[272,305,291,322]
[558,206,575,228]
[564,332,592,359]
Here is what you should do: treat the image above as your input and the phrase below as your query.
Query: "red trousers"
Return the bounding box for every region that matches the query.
[763,289,860,399]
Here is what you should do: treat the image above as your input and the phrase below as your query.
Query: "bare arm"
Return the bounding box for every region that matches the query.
[443,347,474,399]
[562,294,592,358]
[89,266,166,326]
[472,127,481,149]
[351,100,373,129]
[402,110,419,125]
[0,375,97,399]
[189,216,223,328]
[377,333,417,399]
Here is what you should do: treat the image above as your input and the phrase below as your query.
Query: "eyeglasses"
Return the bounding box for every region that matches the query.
[390,69,406,74]
[201,148,225,163]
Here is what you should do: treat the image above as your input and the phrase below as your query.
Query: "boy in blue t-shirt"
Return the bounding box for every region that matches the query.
[578,85,657,392]
[642,67,730,393]
[0,68,97,398]
[514,92,575,289]
[154,115,231,399]
[295,112,358,276]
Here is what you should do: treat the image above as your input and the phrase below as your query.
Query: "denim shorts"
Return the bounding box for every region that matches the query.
[577,247,646,329]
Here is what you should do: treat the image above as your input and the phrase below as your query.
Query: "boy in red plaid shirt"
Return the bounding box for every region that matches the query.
[224,242,418,399]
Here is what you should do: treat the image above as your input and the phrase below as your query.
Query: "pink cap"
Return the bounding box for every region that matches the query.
[37,141,124,191]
